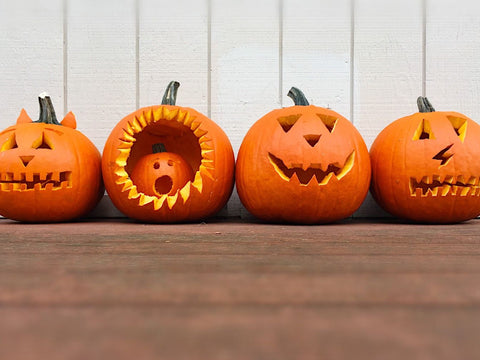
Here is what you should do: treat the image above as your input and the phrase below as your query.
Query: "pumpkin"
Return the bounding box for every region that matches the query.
[236,87,371,224]
[0,94,103,222]
[130,143,194,197]
[370,97,480,223]
[102,81,235,223]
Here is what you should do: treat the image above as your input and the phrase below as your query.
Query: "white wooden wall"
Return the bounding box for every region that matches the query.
[1,0,479,218]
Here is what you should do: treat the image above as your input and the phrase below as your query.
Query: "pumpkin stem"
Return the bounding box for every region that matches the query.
[287,87,310,106]
[36,93,61,125]
[417,96,435,113]
[161,81,180,105]
[152,143,167,154]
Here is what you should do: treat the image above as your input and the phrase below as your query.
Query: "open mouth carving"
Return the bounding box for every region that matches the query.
[410,175,480,197]
[113,107,215,210]
[0,171,72,191]
[268,151,355,185]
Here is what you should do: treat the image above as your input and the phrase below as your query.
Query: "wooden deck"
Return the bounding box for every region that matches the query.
[0,218,479,359]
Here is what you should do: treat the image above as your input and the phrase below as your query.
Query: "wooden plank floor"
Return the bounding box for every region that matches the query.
[1,218,480,359]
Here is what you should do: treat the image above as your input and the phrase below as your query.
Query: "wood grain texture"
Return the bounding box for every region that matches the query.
[0,0,64,125]
[1,219,480,359]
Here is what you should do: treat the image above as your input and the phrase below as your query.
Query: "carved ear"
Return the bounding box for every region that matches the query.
[16,109,32,124]
[61,111,77,129]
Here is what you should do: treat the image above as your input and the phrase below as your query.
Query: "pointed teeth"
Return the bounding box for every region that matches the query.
[179,182,191,202]
[183,114,195,128]
[191,171,203,193]
[114,168,128,178]
[167,191,179,209]
[461,187,470,196]
[190,121,202,131]
[121,131,136,143]
[336,151,355,180]
[164,108,179,121]
[441,185,450,196]
[121,179,134,192]
[139,194,155,206]
[154,195,167,210]
[153,108,163,121]
[319,172,335,185]
[136,114,148,128]
[199,165,215,180]
[127,186,141,199]
[194,127,208,138]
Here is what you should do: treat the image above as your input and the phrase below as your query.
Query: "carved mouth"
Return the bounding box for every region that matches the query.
[0,171,72,191]
[410,175,480,197]
[268,151,355,185]
[113,107,214,210]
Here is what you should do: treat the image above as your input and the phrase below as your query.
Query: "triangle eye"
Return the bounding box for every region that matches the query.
[412,119,435,140]
[447,116,467,143]
[317,114,338,133]
[32,132,54,150]
[1,132,18,152]
[277,114,302,133]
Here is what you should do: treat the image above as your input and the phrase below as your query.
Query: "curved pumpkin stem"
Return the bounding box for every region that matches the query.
[417,96,435,113]
[35,93,61,125]
[152,142,167,154]
[287,87,310,106]
[161,81,180,105]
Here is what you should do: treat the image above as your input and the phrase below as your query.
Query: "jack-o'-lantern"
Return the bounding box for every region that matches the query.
[0,94,103,222]
[236,87,371,224]
[102,81,235,223]
[130,143,194,197]
[370,97,480,223]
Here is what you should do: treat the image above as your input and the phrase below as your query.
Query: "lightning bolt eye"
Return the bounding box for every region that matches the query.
[433,144,454,167]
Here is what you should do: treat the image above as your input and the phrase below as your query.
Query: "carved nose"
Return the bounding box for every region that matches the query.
[304,134,321,147]
[20,155,34,167]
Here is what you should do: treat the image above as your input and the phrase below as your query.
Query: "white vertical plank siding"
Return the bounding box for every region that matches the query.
[353,0,423,217]
[2,1,480,218]
[210,0,280,217]
[426,0,480,120]
[283,0,351,116]
[66,0,137,217]
[139,0,209,113]
[66,0,137,151]
[0,0,64,125]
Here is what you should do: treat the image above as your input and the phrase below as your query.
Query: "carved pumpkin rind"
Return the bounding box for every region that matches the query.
[0,96,103,222]
[236,89,371,224]
[102,88,235,223]
[370,99,480,223]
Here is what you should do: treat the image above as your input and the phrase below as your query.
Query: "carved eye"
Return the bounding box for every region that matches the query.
[277,114,301,133]
[447,116,467,143]
[32,132,54,150]
[317,114,338,133]
[1,132,18,152]
[412,119,435,140]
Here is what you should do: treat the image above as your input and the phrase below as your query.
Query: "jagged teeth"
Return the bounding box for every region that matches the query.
[112,106,213,211]
[410,175,480,197]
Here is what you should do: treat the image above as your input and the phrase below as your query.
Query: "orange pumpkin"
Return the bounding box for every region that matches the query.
[370,97,480,223]
[130,143,194,197]
[0,94,103,222]
[236,87,371,223]
[102,81,235,222]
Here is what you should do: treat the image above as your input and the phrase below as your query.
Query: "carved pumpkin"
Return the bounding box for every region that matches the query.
[236,87,371,223]
[102,81,235,223]
[130,143,194,197]
[370,97,480,223]
[0,94,103,222]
